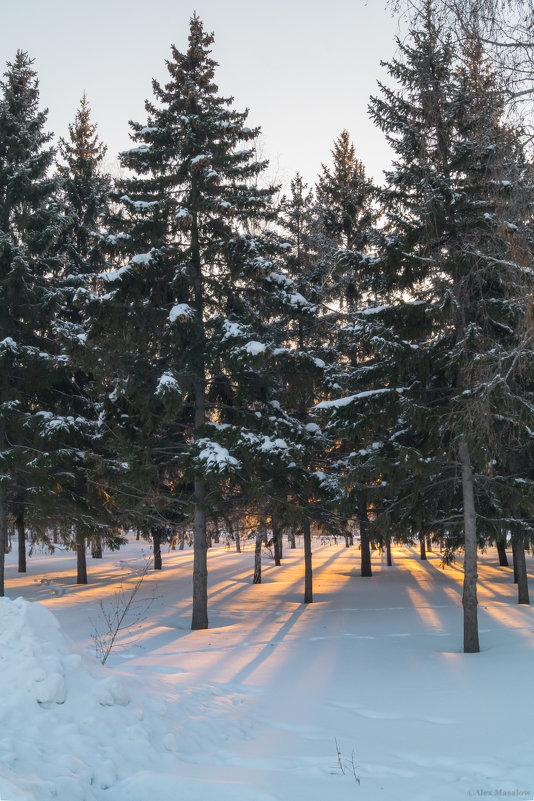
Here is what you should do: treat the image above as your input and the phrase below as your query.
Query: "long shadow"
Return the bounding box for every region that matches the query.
[231,602,310,685]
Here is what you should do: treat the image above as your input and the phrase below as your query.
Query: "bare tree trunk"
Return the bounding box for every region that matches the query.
[191,194,209,631]
[343,533,350,547]
[15,507,26,573]
[76,530,87,585]
[253,529,262,584]
[179,531,185,550]
[153,531,162,570]
[91,538,102,559]
[0,484,7,596]
[426,535,432,552]
[358,500,372,577]
[458,439,480,653]
[419,533,427,560]
[235,522,241,553]
[512,537,529,604]
[303,516,313,603]
[288,529,296,549]
[386,538,392,566]
[192,477,208,629]
[272,518,282,566]
[496,539,509,567]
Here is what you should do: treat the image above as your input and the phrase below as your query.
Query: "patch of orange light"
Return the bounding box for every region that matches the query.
[405,585,444,630]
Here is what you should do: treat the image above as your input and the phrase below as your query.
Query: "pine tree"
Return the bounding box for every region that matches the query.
[0,52,61,593]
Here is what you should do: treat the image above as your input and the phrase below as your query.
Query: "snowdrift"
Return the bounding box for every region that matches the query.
[0,597,274,801]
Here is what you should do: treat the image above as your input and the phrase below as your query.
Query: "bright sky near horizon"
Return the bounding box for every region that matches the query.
[1,0,400,189]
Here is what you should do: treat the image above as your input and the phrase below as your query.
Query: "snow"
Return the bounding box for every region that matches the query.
[222,320,247,340]
[100,264,131,283]
[267,272,292,288]
[126,145,150,154]
[120,195,159,211]
[196,439,240,471]
[314,387,400,410]
[2,540,534,801]
[130,251,156,266]
[0,336,17,352]
[169,303,195,323]
[241,341,266,355]
[155,371,180,395]
[358,304,391,316]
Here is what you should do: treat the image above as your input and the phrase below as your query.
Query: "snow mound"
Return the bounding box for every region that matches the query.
[0,598,275,801]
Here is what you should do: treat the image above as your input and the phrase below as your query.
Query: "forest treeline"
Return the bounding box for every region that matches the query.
[1,0,534,651]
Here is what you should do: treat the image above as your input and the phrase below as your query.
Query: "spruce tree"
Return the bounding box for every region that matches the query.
[55,94,117,582]
[0,52,61,593]
[329,6,534,651]
[316,130,376,308]
[313,132,382,576]
[88,16,315,628]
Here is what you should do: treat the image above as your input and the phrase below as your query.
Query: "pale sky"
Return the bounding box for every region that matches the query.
[1,0,400,189]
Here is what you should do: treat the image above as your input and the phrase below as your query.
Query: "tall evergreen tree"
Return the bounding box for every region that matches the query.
[54,94,118,582]
[323,5,534,651]
[316,130,376,308]
[0,52,61,593]
[313,133,381,576]
[87,16,316,628]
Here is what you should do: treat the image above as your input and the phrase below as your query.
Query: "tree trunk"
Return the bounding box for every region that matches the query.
[386,539,392,566]
[419,533,427,560]
[192,478,208,629]
[426,536,432,552]
[358,501,372,577]
[458,439,480,653]
[191,195,209,631]
[76,530,87,585]
[272,519,282,566]
[512,538,529,604]
[253,529,262,584]
[344,533,350,548]
[0,484,7,597]
[303,516,313,603]
[235,523,241,553]
[288,529,296,549]
[91,538,102,559]
[15,507,26,573]
[153,532,162,570]
[496,539,509,567]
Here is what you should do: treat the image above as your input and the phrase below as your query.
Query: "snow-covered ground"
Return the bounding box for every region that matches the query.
[2,537,533,800]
